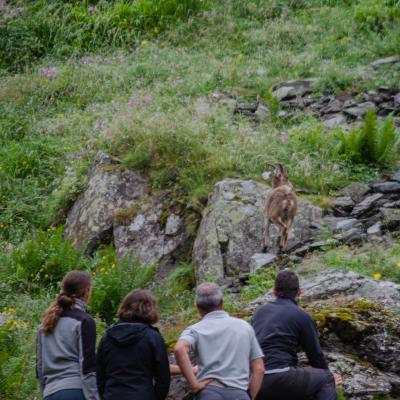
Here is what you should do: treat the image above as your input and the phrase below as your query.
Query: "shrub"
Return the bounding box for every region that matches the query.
[337,111,400,167]
[241,267,276,302]
[1,227,88,291]
[166,262,195,294]
[0,310,30,398]
[89,246,157,324]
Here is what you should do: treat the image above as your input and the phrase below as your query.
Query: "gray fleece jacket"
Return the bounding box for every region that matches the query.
[36,299,99,399]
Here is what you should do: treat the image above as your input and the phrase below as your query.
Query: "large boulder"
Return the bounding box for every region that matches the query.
[246,270,400,398]
[65,153,149,254]
[113,195,186,274]
[324,353,400,399]
[193,179,323,282]
[248,269,400,312]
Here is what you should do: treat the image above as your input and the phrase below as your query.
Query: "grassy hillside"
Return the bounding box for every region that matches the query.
[0,1,400,398]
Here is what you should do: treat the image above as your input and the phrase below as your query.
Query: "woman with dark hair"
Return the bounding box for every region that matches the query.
[96,289,170,400]
[36,270,99,400]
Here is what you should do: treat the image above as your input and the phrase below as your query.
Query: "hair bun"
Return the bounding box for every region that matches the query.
[57,292,75,308]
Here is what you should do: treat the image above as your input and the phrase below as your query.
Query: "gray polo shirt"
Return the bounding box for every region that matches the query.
[179,310,263,391]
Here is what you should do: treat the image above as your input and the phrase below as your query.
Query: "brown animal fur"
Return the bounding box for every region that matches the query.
[263,165,298,253]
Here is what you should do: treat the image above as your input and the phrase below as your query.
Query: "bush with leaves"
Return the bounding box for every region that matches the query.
[1,227,88,291]
[337,110,399,167]
[89,246,157,324]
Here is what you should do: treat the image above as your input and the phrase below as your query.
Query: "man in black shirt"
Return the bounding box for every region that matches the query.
[252,269,341,400]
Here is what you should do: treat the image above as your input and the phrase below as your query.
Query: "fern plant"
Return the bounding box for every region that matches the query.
[338,110,400,167]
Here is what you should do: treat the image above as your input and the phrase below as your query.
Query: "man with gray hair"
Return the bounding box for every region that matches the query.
[175,283,265,399]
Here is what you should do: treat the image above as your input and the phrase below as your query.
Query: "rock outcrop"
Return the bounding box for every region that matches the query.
[65,153,149,255]
[193,179,323,282]
[65,153,188,271]
[247,269,400,399]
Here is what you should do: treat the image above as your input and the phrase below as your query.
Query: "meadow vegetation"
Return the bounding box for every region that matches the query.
[0,0,400,398]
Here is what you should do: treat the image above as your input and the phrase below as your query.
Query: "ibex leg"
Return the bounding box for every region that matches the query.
[263,219,271,251]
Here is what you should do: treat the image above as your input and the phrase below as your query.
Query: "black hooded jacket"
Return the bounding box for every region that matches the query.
[96,319,170,400]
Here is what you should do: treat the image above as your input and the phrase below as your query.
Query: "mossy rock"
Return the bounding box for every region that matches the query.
[306,299,399,344]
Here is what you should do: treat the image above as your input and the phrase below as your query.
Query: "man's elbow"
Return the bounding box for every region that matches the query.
[252,358,265,376]
[174,340,188,358]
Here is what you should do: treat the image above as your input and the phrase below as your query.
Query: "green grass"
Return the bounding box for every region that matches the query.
[300,241,400,284]
[1,1,400,398]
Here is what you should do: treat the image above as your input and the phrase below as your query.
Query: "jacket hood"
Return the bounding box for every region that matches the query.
[107,321,149,347]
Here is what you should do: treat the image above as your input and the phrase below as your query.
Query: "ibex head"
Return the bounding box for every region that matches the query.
[265,163,293,190]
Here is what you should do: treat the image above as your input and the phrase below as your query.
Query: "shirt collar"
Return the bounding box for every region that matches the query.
[275,297,298,305]
[202,310,229,320]
[74,298,86,311]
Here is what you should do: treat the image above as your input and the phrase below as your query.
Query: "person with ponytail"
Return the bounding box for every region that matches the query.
[36,270,99,400]
[96,289,170,400]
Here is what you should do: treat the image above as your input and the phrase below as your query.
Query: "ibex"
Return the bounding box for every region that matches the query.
[263,163,298,253]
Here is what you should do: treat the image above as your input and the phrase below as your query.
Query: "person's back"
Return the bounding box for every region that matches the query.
[181,311,261,390]
[253,298,327,371]
[252,269,341,400]
[96,290,170,400]
[175,283,265,400]
[36,270,99,400]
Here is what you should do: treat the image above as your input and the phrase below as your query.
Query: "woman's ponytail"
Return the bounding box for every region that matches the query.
[40,271,91,335]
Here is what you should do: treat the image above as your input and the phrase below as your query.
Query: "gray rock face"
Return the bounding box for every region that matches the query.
[333,196,355,215]
[193,179,323,282]
[372,181,400,193]
[326,353,397,398]
[352,193,384,217]
[300,269,400,311]
[344,102,377,118]
[249,269,400,312]
[367,221,382,235]
[391,170,400,182]
[249,253,277,273]
[272,79,319,100]
[113,197,185,271]
[370,56,400,69]
[65,153,149,254]
[342,182,370,203]
[323,113,349,129]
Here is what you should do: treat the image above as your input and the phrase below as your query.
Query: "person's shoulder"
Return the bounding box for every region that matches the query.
[227,315,253,330]
[62,307,93,324]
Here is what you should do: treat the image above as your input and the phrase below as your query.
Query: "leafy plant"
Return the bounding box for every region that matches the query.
[241,267,276,302]
[338,111,400,167]
[1,227,88,291]
[166,262,195,294]
[89,246,157,324]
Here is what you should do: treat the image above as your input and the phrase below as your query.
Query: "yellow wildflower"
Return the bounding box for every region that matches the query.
[141,39,147,45]
[8,307,15,313]
[100,267,105,273]
[102,256,107,260]
[111,263,116,269]
[105,271,109,275]
[373,273,382,280]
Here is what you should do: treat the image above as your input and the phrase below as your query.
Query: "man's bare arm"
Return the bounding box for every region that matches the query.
[248,358,265,400]
[174,340,212,394]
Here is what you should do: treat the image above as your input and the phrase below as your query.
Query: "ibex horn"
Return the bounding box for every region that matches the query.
[276,163,285,173]
[265,162,276,171]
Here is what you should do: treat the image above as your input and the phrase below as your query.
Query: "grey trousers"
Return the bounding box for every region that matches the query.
[255,367,338,400]
[197,385,250,400]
